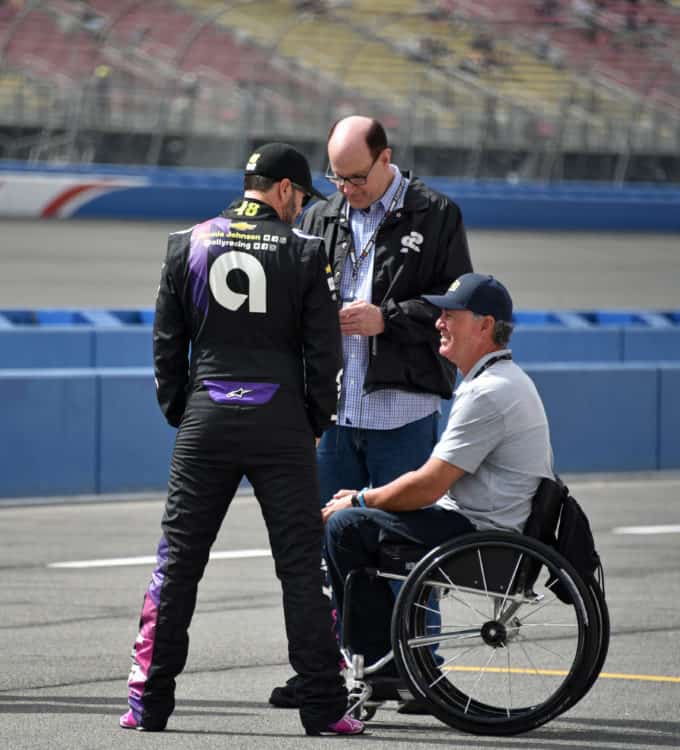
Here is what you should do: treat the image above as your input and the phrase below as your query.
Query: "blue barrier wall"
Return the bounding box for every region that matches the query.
[95,328,153,368]
[527,364,659,473]
[0,327,94,369]
[0,369,173,497]
[623,328,680,362]
[98,369,175,493]
[0,308,678,495]
[0,370,98,496]
[2,309,680,370]
[1,310,678,496]
[512,327,624,363]
[1,161,679,230]
[659,365,680,471]
[0,363,678,497]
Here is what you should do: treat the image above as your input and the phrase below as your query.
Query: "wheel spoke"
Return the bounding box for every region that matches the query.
[428,642,484,689]
[497,553,523,618]
[477,548,493,619]
[413,600,442,617]
[436,566,489,620]
[514,637,552,696]
[464,647,499,714]
[515,592,563,623]
[515,633,571,662]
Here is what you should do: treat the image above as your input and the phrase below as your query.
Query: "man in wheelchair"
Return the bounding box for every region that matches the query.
[321,272,556,710]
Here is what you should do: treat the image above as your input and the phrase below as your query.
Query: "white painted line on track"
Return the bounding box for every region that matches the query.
[48,548,272,569]
[612,524,680,535]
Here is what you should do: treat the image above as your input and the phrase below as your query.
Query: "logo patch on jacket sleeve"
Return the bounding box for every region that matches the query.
[400,231,424,253]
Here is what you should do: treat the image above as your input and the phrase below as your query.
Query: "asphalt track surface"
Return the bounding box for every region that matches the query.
[1,219,680,748]
[1,475,680,750]
[1,218,679,309]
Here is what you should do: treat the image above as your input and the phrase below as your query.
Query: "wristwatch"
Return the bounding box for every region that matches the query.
[350,489,367,507]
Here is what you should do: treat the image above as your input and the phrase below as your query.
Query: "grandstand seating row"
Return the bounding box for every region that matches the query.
[1,0,678,159]
[469,0,680,99]
[2,2,290,84]
[0,0,330,136]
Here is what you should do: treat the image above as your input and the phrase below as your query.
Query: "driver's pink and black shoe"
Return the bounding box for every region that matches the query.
[306,714,365,736]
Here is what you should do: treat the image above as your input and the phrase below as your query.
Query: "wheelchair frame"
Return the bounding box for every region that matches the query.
[340,530,609,736]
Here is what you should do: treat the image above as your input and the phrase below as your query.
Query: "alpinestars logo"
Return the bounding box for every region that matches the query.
[225,388,253,399]
[400,231,424,253]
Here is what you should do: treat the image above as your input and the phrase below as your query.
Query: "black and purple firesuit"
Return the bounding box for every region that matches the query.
[124,197,347,733]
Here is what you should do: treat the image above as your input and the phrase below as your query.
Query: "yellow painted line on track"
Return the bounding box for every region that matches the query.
[445,666,680,683]
[598,672,680,683]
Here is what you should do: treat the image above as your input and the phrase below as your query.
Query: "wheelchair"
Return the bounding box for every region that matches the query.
[340,528,609,736]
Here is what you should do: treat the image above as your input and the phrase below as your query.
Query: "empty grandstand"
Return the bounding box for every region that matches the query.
[0,0,678,180]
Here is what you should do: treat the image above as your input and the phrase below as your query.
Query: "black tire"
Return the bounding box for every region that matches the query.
[561,577,610,711]
[391,532,600,736]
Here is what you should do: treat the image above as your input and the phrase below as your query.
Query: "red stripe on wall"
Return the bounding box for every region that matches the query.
[41,184,107,217]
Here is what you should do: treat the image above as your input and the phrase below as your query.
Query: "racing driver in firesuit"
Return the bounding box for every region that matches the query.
[119,142,363,736]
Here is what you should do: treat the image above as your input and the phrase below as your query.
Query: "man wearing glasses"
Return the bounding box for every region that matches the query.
[121,143,364,736]
[270,117,473,709]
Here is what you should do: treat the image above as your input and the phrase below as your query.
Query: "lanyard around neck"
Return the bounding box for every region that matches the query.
[472,353,512,380]
[347,177,407,280]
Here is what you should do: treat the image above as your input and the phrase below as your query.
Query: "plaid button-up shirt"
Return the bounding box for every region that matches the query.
[338,166,440,430]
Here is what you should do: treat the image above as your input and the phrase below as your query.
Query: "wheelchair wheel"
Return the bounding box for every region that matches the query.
[391,532,600,736]
[562,576,609,711]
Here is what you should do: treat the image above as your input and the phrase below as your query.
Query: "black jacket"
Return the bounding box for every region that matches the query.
[153,198,342,436]
[300,174,473,399]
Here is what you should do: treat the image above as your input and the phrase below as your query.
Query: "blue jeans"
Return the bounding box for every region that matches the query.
[325,505,475,669]
[318,413,440,661]
[316,413,439,506]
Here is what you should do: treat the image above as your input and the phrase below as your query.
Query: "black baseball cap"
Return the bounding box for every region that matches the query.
[423,273,513,322]
[244,142,326,204]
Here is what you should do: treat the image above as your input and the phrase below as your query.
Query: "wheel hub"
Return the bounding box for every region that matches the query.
[481,620,507,647]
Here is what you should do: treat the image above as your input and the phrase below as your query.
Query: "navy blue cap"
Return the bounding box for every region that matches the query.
[423,273,513,322]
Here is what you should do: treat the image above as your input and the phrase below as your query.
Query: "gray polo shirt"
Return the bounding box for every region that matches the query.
[432,349,554,532]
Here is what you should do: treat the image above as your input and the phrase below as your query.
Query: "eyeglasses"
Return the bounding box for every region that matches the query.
[291,182,312,207]
[324,151,382,187]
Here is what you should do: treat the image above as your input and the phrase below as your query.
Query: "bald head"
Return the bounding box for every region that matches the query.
[326,116,393,209]
[328,116,387,160]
